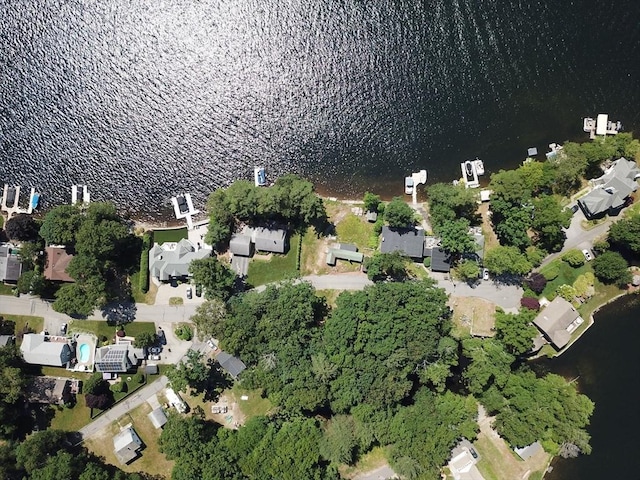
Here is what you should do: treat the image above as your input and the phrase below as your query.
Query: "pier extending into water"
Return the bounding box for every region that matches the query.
[1,184,38,219]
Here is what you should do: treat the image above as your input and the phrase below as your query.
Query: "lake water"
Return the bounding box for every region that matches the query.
[1,0,639,219]
[536,295,640,479]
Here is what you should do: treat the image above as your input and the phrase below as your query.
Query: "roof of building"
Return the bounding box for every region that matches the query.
[149,239,212,281]
[229,234,252,257]
[148,407,168,429]
[113,427,143,464]
[474,233,485,261]
[0,244,22,283]
[251,227,287,253]
[43,246,75,282]
[327,248,364,265]
[216,351,246,379]
[431,248,452,273]
[514,441,543,460]
[145,364,159,375]
[380,226,425,258]
[95,344,142,372]
[365,211,378,222]
[578,157,640,217]
[533,297,582,349]
[26,377,71,405]
[20,334,73,366]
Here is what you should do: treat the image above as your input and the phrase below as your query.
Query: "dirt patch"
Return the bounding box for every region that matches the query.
[478,203,500,251]
[208,392,246,429]
[449,296,497,337]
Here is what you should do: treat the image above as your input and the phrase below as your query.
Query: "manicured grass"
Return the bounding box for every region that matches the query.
[68,320,156,343]
[169,297,183,306]
[539,260,592,300]
[152,227,188,244]
[246,234,300,287]
[130,271,158,304]
[230,385,273,419]
[0,313,44,336]
[0,284,14,295]
[49,394,92,431]
[40,366,92,380]
[335,213,375,250]
[578,282,623,319]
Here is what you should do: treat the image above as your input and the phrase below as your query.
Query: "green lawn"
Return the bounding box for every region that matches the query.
[231,385,273,419]
[68,320,156,342]
[49,394,92,431]
[0,313,44,336]
[0,284,14,295]
[335,213,375,251]
[152,227,188,244]
[246,233,300,287]
[539,260,592,300]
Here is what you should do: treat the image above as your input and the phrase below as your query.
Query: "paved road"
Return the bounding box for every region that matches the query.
[354,465,398,480]
[430,272,523,311]
[78,375,169,440]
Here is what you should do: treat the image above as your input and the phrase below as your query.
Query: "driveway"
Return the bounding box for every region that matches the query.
[354,465,398,480]
[430,272,523,310]
[154,282,206,306]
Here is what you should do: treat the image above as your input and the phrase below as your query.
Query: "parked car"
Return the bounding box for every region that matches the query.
[195,284,202,297]
[157,329,166,345]
[582,249,593,262]
[469,447,478,459]
[149,354,161,361]
[207,339,218,350]
[570,204,579,214]
[482,268,490,281]
[149,346,162,355]
[60,323,67,335]
[186,286,193,299]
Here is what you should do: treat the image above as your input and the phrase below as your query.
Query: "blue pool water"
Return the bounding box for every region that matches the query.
[78,343,91,363]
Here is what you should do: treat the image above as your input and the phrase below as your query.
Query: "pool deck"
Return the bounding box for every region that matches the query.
[72,333,97,372]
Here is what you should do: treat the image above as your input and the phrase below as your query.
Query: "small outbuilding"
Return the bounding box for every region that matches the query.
[229,234,253,257]
[147,407,168,429]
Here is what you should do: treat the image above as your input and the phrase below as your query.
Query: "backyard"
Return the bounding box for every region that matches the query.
[0,313,44,338]
[68,320,156,343]
[152,227,188,244]
[246,233,300,287]
[538,259,592,300]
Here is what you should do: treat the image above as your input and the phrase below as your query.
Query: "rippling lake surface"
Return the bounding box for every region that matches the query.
[1,0,639,219]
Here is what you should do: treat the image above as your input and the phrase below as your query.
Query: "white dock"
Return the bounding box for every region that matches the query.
[408,169,427,204]
[71,185,90,206]
[583,114,622,139]
[170,193,200,230]
[1,184,37,219]
[461,159,485,189]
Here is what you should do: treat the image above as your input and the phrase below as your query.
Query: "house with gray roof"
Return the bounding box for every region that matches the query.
[251,227,288,254]
[149,238,212,282]
[26,377,72,405]
[94,344,143,373]
[216,351,246,379]
[578,157,640,219]
[380,226,425,259]
[113,426,143,464]
[148,407,168,429]
[0,335,15,347]
[20,334,74,367]
[533,297,584,350]
[229,234,253,257]
[0,244,22,283]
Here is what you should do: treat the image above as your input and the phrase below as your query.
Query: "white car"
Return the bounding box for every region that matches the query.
[482,268,490,281]
[582,249,593,262]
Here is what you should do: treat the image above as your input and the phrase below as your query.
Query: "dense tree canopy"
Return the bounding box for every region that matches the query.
[426,182,478,231]
[494,309,538,356]
[484,246,532,276]
[189,256,237,301]
[38,204,83,246]
[531,195,571,252]
[5,214,39,242]
[592,251,631,286]
[190,298,227,341]
[363,192,382,213]
[384,197,415,228]
[437,219,476,256]
[608,213,640,256]
[364,251,410,281]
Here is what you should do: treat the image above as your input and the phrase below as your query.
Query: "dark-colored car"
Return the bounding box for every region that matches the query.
[157,329,166,345]
[195,285,202,297]
[571,204,579,214]
[469,447,478,459]
[149,346,162,355]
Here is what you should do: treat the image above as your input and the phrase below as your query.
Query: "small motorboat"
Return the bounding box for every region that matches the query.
[405,177,414,195]
[254,166,267,186]
[465,161,473,177]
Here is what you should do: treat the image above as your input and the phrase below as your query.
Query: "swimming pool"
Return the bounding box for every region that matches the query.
[78,343,91,363]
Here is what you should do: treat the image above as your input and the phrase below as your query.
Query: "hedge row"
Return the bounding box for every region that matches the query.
[139,233,152,294]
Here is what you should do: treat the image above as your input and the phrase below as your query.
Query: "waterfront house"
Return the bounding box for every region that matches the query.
[149,238,212,282]
[44,246,74,282]
[251,227,288,254]
[0,244,22,283]
[229,234,253,257]
[113,426,143,464]
[94,344,143,373]
[380,226,425,259]
[578,157,640,219]
[21,334,74,367]
[532,297,584,350]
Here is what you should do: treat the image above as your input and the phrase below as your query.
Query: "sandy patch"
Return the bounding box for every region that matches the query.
[449,296,497,337]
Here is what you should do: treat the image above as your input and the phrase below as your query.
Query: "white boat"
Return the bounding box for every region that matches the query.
[583,117,595,133]
[254,166,266,187]
[473,159,485,175]
[405,177,414,195]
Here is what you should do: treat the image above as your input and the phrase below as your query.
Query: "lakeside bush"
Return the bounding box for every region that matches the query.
[139,232,152,294]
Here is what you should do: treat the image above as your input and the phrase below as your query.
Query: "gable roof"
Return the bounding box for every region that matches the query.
[0,244,22,283]
[216,351,246,379]
[431,248,452,272]
[533,297,583,349]
[94,344,143,372]
[149,239,212,281]
[20,334,73,366]
[26,377,71,405]
[578,157,640,217]
[380,226,425,258]
[44,246,74,282]
[251,227,287,253]
[148,407,168,429]
[229,234,253,256]
[113,427,143,464]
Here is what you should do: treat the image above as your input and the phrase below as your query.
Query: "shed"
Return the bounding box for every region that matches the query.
[365,211,378,222]
[326,248,365,266]
[216,351,246,379]
[430,248,451,273]
[145,364,159,375]
[229,234,253,257]
[147,407,168,429]
[113,426,143,464]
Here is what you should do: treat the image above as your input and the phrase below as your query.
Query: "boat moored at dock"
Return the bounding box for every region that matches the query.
[404,177,414,195]
[583,114,622,139]
[254,166,267,187]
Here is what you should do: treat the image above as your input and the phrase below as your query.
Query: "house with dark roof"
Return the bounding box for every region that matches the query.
[533,297,584,349]
[380,226,425,259]
[251,227,288,254]
[430,248,452,273]
[216,351,246,379]
[94,344,143,373]
[44,246,74,282]
[20,334,74,367]
[0,335,15,347]
[578,157,640,219]
[0,244,22,283]
[26,377,73,405]
[113,426,143,464]
[149,239,212,282]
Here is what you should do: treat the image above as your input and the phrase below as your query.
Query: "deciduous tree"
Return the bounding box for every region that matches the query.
[484,246,532,276]
[189,256,237,301]
[592,251,631,286]
[4,214,39,242]
[384,197,415,228]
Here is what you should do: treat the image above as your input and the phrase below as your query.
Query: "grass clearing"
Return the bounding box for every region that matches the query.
[539,260,591,300]
[49,394,92,431]
[316,289,341,308]
[339,446,389,479]
[449,296,497,338]
[68,320,155,343]
[0,313,44,336]
[84,402,174,478]
[168,297,183,306]
[0,284,14,295]
[230,385,273,419]
[152,227,188,244]
[130,271,158,304]
[335,213,375,250]
[246,233,300,287]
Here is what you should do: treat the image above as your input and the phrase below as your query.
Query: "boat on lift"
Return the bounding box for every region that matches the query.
[404,177,414,195]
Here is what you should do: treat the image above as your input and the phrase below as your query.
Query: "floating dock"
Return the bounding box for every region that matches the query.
[71,185,90,205]
[170,193,200,230]
[460,159,485,189]
[405,169,427,204]
[583,114,622,139]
